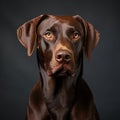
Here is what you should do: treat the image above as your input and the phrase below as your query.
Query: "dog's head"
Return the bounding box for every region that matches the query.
[17,15,100,77]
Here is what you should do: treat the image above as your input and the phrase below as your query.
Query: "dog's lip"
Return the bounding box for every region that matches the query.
[47,64,75,77]
[47,64,63,76]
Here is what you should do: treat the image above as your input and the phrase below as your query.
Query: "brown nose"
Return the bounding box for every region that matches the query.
[55,50,72,63]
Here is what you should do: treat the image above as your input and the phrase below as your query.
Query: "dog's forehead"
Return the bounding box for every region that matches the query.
[38,15,80,31]
[49,15,76,23]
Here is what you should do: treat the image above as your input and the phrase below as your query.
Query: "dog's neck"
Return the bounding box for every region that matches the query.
[39,64,82,100]
[39,67,76,97]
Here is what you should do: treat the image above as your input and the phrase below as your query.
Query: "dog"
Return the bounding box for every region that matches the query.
[17,14,100,120]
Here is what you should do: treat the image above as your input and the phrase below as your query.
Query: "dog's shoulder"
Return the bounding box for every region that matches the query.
[75,78,94,103]
[26,81,51,119]
[70,78,97,119]
[29,80,44,108]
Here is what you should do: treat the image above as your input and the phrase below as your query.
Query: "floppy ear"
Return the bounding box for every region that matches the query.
[74,15,100,59]
[17,15,48,56]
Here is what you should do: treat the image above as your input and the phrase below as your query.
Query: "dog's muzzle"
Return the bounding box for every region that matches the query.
[47,50,75,77]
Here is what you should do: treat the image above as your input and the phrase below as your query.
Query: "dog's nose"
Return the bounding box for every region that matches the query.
[55,50,71,63]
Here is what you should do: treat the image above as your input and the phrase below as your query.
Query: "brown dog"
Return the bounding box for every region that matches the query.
[17,14,100,120]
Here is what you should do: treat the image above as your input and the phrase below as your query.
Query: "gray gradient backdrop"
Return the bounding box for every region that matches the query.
[0,0,120,120]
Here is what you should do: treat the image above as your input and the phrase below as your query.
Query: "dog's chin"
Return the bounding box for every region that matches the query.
[53,68,72,77]
[47,64,75,77]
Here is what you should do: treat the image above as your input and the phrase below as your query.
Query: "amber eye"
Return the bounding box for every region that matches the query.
[43,31,55,41]
[72,31,80,40]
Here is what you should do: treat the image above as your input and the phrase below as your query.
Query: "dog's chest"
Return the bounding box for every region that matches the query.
[45,89,75,120]
[46,101,71,120]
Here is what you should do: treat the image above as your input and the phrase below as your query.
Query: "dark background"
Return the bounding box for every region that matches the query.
[0,0,120,120]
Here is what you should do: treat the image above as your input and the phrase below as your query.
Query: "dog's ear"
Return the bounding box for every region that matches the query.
[74,15,100,59]
[17,15,48,56]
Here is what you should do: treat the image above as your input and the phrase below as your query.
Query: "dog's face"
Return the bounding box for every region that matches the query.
[17,15,100,77]
[37,15,85,77]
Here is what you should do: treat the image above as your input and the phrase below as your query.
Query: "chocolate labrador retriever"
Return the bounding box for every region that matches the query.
[17,14,100,120]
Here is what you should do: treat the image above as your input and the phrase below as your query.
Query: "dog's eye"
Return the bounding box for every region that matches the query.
[72,31,80,40]
[43,31,55,41]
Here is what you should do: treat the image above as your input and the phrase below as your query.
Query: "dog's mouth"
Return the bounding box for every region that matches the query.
[47,63,75,77]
